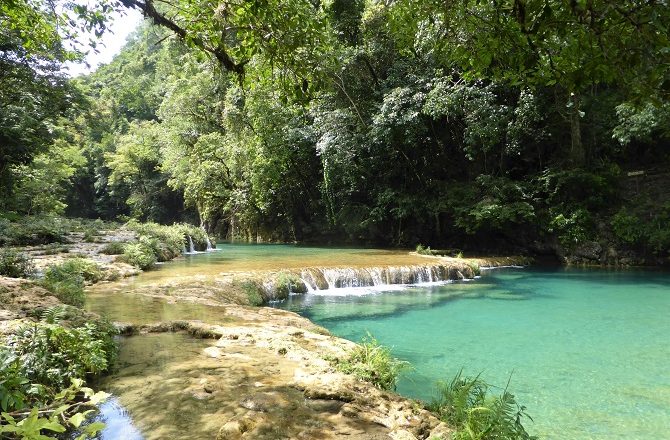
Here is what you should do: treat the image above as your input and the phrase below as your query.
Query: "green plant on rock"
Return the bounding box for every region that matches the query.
[274,271,305,299]
[41,259,102,306]
[0,250,35,279]
[239,280,264,306]
[100,242,125,255]
[427,370,536,440]
[334,333,410,391]
[119,241,157,270]
[8,320,117,390]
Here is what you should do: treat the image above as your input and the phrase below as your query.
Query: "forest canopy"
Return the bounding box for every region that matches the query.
[1,0,669,261]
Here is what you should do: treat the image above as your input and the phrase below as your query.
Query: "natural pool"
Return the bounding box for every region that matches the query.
[86,245,670,439]
[279,267,670,440]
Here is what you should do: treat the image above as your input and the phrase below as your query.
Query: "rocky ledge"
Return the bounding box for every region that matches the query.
[109,306,453,440]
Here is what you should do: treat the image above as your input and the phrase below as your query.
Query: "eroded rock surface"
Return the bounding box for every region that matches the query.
[103,306,453,440]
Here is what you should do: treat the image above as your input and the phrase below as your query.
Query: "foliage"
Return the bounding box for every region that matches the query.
[0,378,109,440]
[119,241,157,270]
[238,280,264,306]
[0,250,35,279]
[0,216,67,246]
[0,350,31,412]
[334,333,410,391]
[427,371,536,440]
[100,242,125,255]
[7,320,117,390]
[0,304,116,439]
[41,259,103,307]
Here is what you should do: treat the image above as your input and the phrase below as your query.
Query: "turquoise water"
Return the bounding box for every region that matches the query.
[280,267,670,439]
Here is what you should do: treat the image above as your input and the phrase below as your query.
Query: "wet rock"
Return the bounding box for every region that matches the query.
[303,386,355,402]
[573,241,602,261]
[304,398,345,413]
[239,392,294,412]
[428,422,453,439]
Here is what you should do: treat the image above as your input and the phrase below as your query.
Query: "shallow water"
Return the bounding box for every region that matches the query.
[120,243,426,285]
[280,267,670,440]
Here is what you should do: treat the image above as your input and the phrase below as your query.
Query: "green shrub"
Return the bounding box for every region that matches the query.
[611,210,643,244]
[428,371,536,440]
[100,241,125,255]
[0,215,68,246]
[333,333,410,391]
[120,241,157,270]
[41,259,102,306]
[0,349,31,412]
[0,250,35,278]
[239,280,265,306]
[8,320,117,390]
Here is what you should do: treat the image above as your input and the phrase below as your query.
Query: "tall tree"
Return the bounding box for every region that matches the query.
[389,0,670,165]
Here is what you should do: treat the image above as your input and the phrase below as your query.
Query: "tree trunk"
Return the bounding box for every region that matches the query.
[569,93,585,166]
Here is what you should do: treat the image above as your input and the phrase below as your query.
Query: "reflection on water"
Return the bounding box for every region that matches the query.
[280,267,670,440]
[85,291,232,325]
[93,398,143,440]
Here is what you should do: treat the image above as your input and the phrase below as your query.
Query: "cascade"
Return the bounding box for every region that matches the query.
[294,263,475,293]
[188,236,196,253]
[205,236,214,251]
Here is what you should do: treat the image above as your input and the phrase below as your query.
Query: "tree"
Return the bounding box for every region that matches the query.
[389,0,670,165]
[117,0,331,81]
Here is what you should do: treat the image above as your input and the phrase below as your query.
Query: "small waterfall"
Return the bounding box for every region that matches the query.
[182,243,187,255]
[201,226,215,251]
[188,235,195,253]
[291,263,476,296]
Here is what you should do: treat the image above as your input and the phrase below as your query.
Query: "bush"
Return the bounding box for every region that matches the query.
[100,241,125,255]
[611,209,643,244]
[0,215,68,246]
[0,349,31,412]
[427,371,536,440]
[0,250,35,278]
[41,259,102,306]
[333,333,410,391]
[119,241,157,270]
[239,280,265,306]
[0,309,116,439]
[8,320,117,390]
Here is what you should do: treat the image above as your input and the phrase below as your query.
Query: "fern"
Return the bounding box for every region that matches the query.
[41,306,67,324]
[428,371,536,440]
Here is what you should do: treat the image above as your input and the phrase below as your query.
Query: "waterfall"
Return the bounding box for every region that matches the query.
[201,226,215,251]
[294,263,476,295]
[182,243,187,255]
[188,235,195,253]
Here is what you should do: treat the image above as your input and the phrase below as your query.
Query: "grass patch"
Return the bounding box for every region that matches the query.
[427,370,536,440]
[332,333,410,391]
